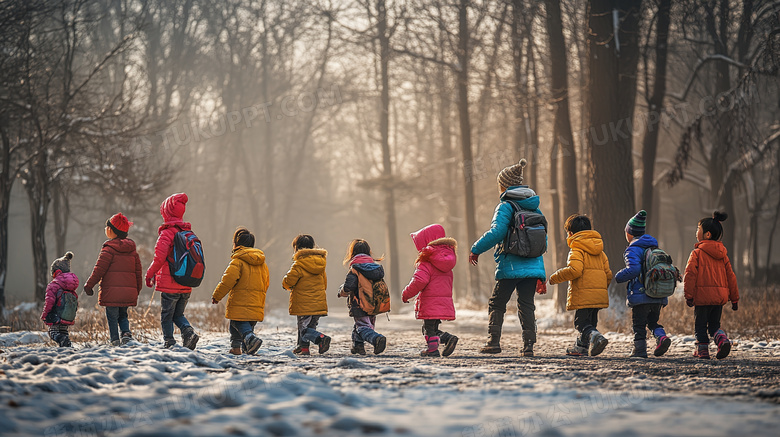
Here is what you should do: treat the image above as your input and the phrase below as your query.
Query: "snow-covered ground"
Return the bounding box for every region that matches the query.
[1,308,779,437]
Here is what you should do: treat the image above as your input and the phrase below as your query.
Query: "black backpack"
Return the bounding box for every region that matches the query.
[501,201,548,258]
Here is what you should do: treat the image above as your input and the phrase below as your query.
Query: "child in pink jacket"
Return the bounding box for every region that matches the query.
[41,252,79,347]
[401,224,459,357]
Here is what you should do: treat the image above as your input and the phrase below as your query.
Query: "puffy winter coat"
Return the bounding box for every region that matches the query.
[401,224,457,320]
[683,240,739,306]
[41,272,79,326]
[282,248,328,316]
[471,186,547,280]
[212,247,270,322]
[145,193,193,294]
[549,230,612,311]
[340,254,385,318]
[615,234,668,307]
[85,238,143,307]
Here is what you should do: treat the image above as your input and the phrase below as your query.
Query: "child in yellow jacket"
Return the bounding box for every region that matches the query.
[211,227,269,355]
[282,234,330,355]
[549,214,613,357]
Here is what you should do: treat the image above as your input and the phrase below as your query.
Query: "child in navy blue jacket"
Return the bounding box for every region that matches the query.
[615,210,672,358]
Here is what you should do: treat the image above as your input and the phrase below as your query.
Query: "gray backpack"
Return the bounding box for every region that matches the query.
[641,247,681,298]
[501,201,548,258]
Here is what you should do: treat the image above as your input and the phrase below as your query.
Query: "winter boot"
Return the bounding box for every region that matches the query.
[522,332,536,357]
[693,341,710,359]
[566,340,588,356]
[421,336,441,357]
[120,332,133,346]
[440,333,459,357]
[589,331,609,357]
[351,343,366,355]
[316,334,331,354]
[111,340,121,347]
[293,346,310,355]
[243,333,263,355]
[163,339,176,349]
[229,347,242,355]
[373,336,387,355]
[630,340,648,358]
[713,330,731,359]
[181,326,200,351]
[479,326,502,354]
[653,328,672,357]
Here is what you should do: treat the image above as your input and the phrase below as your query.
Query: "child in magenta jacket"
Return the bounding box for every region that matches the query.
[41,252,79,347]
[402,224,459,357]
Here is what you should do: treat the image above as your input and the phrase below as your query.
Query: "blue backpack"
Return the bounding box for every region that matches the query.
[167,229,205,287]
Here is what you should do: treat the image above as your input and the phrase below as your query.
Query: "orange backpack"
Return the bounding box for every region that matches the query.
[351,267,391,315]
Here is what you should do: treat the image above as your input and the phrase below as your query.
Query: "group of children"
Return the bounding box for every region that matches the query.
[41,159,740,360]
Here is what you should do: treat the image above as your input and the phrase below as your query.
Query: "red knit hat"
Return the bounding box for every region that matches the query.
[109,213,133,233]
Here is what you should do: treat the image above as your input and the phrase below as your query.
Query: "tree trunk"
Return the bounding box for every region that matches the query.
[0,121,12,313]
[260,12,274,244]
[377,0,401,304]
[52,180,70,257]
[23,154,52,303]
[586,0,643,276]
[642,0,671,238]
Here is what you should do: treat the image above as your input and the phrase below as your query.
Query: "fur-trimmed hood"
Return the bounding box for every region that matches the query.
[417,238,457,273]
[292,248,327,275]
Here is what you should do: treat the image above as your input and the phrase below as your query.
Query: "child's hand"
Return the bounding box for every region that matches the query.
[535,279,547,295]
[468,252,479,266]
[211,298,218,305]
[84,286,94,296]
[732,302,738,311]
[686,298,694,307]
[145,275,155,288]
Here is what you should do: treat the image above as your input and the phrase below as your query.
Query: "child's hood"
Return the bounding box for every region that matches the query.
[411,224,446,251]
[419,239,457,273]
[695,239,727,260]
[104,238,137,254]
[349,254,385,281]
[232,247,266,266]
[629,234,658,250]
[500,186,540,210]
[160,193,188,222]
[53,272,79,292]
[567,230,604,256]
[293,248,327,274]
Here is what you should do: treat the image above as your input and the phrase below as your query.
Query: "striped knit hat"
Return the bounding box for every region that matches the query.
[625,210,647,237]
[51,251,73,275]
[497,159,527,189]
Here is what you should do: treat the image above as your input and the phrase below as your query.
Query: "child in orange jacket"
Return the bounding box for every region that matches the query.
[683,211,739,360]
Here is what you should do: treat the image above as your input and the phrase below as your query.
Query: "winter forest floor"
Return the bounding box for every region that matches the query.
[1,308,780,437]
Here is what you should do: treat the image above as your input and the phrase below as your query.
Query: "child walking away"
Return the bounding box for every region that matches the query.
[338,239,388,355]
[282,234,330,355]
[401,224,459,357]
[145,193,201,349]
[684,211,739,360]
[615,210,674,358]
[549,214,612,357]
[41,252,79,347]
[84,213,143,346]
[212,228,268,355]
[469,159,547,357]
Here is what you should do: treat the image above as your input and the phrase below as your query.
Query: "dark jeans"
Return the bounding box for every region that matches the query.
[297,315,323,347]
[488,278,537,342]
[160,292,192,341]
[694,305,723,343]
[48,324,71,347]
[632,303,664,341]
[105,306,130,342]
[422,319,454,343]
[352,316,382,346]
[574,308,599,347]
[229,320,257,348]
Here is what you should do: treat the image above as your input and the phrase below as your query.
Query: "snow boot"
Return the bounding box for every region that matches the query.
[229,347,242,355]
[479,326,502,354]
[316,334,331,354]
[293,346,310,355]
[654,335,672,357]
[243,333,263,355]
[630,340,648,358]
[421,336,441,357]
[693,341,710,359]
[111,340,121,347]
[589,331,609,357]
[373,335,387,355]
[440,333,459,357]
[351,343,366,355]
[566,340,588,356]
[522,332,535,357]
[181,326,200,351]
[120,332,133,346]
[714,330,731,359]
[163,339,176,349]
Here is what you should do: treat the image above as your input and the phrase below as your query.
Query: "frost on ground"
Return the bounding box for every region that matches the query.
[1,308,779,437]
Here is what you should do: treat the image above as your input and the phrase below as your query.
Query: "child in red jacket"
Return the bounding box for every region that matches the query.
[683,211,739,359]
[402,224,459,357]
[41,252,79,347]
[84,213,143,346]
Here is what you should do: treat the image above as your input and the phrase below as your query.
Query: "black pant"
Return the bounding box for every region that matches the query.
[229,320,257,348]
[48,324,70,347]
[574,308,599,346]
[422,319,454,343]
[631,303,664,341]
[488,278,537,341]
[694,305,722,343]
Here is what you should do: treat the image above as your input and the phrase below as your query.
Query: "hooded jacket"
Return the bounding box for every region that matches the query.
[615,234,668,307]
[145,193,193,294]
[282,248,328,316]
[471,186,547,280]
[85,238,143,307]
[401,224,457,320]
[683,240,739,306]
[340,254,385,318]
[549,230,612,311]
[41,272,79,326]
[212,246,270,322]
